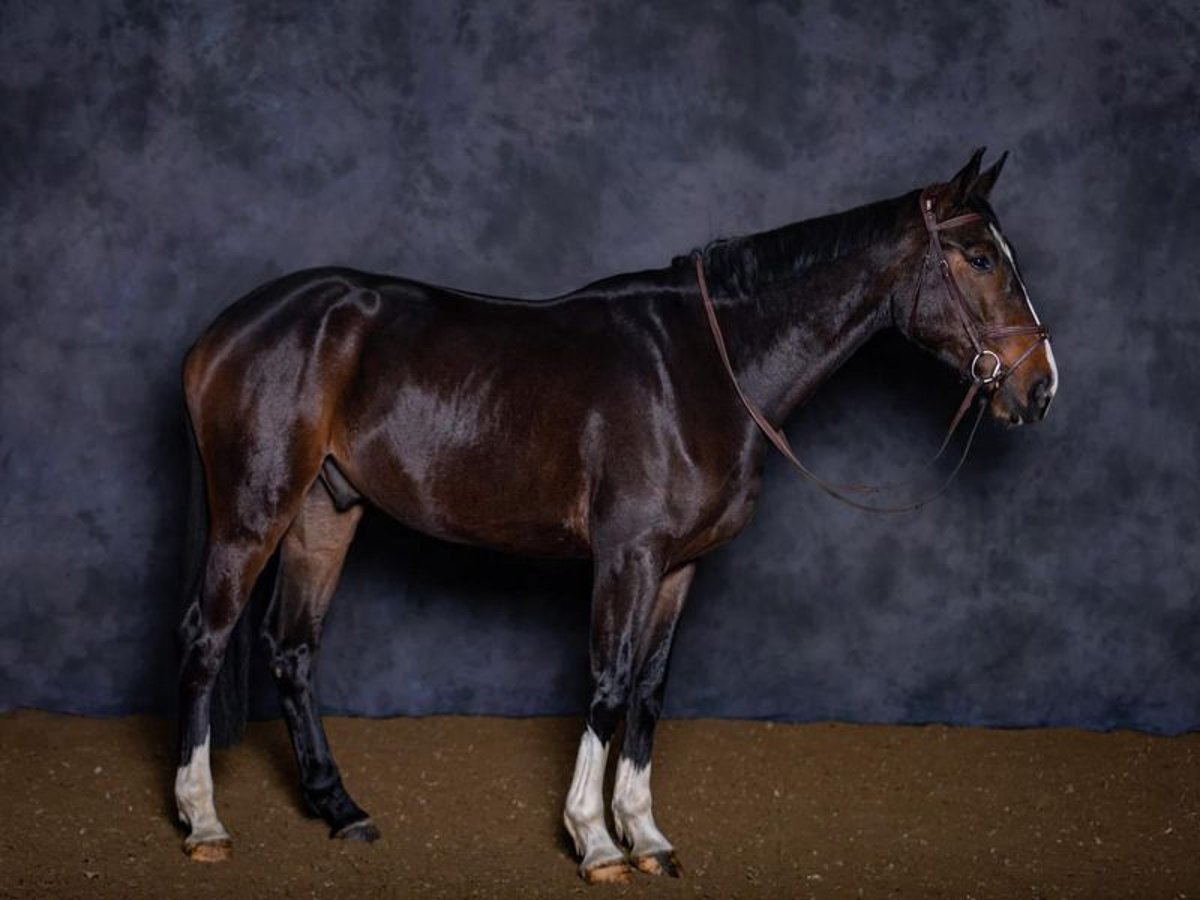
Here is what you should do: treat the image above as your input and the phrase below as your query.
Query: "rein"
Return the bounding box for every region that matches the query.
[694,187,1049,514]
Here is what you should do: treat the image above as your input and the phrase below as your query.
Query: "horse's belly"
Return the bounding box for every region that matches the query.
[376,484,591,558]
[335,437,593,559]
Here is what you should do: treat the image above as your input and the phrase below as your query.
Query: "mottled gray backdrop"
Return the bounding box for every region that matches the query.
[2,1,1198,732]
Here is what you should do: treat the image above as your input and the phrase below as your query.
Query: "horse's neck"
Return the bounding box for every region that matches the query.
[716,229,919,423]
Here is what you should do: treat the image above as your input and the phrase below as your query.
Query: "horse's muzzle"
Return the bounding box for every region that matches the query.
[1028,374,1056,421]
[992,372,1056,426]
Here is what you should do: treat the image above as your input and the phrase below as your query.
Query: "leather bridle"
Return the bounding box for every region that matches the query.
[909,186,1050,429]
[694,186,1051,513]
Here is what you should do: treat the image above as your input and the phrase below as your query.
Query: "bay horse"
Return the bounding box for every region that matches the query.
[174,149,1057,882]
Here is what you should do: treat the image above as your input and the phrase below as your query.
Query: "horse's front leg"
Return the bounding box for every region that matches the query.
[612,563,694,877]
[564,541,666,884]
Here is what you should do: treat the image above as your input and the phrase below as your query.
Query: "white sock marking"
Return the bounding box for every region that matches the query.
[563,728,624,873]
[612,758,673,859]
[174,731,231,849]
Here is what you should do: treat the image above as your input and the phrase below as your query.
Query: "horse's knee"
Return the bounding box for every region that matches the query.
[588,679,629,744]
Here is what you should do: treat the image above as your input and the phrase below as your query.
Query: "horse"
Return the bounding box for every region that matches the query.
[173,148,1057,882]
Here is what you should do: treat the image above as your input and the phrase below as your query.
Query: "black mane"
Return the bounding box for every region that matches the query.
[678,190,919,298]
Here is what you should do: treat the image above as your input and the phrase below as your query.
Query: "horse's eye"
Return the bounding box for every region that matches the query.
[968,254,993,272]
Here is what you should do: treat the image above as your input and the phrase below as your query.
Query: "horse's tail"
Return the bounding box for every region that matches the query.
[182,410,250,748]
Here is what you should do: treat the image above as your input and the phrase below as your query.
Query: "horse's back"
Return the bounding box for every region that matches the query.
[184,265,604,413]
[184,266,700,557]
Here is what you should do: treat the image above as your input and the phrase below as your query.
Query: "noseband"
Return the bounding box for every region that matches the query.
[694,187,1051,513]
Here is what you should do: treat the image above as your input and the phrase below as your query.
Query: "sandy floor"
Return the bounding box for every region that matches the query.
[0,711,1197,898]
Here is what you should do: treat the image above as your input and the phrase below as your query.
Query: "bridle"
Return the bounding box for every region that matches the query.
[909,186,1049,428]
[694,186,1051,513]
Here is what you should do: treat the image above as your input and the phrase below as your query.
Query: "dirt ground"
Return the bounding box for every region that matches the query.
[1,712,1198,899]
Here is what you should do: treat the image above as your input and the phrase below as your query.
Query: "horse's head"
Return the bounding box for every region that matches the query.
[897,149,1058,426]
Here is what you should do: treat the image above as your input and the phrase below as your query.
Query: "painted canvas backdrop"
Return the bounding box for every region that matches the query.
[2,0,1198,732]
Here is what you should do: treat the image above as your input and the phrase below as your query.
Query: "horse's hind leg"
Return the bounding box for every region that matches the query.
[176,395,328,859]
[612,563,695,877]
[176,523,294,860]
[261,477,374,840]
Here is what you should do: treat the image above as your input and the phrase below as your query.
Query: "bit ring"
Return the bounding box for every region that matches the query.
[971,349,1002,384]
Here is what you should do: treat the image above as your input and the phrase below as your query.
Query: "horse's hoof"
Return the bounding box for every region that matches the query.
[185,838,233,863]
[634,850,682,877]
[333,818,380,843]
[583,860,634,885]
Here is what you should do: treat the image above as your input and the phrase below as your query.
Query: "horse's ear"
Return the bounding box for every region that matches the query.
[969,151,1008,200]
[938,147,986,212]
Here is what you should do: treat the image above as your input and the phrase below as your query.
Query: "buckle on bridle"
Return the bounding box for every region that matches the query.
[971,349,1002,385]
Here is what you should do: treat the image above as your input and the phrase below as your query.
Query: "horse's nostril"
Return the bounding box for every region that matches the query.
[1030,376,1054,420]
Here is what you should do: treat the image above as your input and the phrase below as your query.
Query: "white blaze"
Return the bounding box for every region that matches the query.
[990,223,1058,402]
